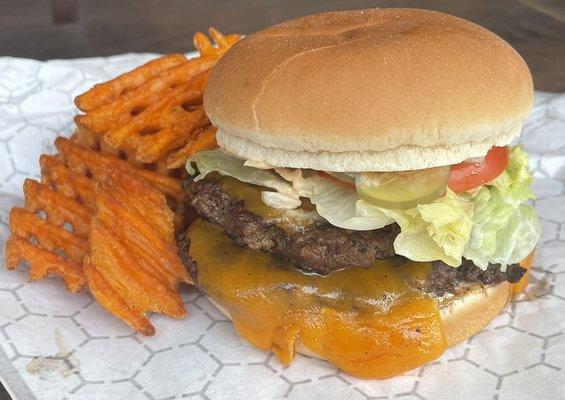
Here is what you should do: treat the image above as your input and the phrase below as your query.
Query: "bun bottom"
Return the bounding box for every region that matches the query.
[208,282,511,364]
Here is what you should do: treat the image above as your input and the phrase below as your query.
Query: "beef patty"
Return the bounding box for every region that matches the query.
[182,175,526,294]
[429,260,526,296]
[183,176,399,275]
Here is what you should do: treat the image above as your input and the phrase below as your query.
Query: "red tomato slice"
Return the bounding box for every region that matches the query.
[448,146,509,193]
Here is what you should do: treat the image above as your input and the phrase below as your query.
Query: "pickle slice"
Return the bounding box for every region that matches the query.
[355,166,450,210]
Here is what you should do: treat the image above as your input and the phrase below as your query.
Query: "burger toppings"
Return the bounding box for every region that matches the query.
[356,165,451,210]
[183,173,527,289]
[186,146,540,269]
[448,146,510,193]
[184,175,399,275]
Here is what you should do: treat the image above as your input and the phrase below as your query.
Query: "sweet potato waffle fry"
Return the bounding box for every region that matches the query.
[4,28,240,334]
[74,28,239,171]
[5,179,90,292]
[85,166,190,335]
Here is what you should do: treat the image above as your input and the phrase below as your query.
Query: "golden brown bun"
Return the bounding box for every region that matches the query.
[204,8,533,171]
[208,282,512,362]
[439,282,511,347]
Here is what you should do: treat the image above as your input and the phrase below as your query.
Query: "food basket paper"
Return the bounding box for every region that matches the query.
[0,54,564,400]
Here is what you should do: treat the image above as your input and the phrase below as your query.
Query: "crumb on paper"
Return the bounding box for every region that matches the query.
[525,274,552,301]
[26,329,79,380]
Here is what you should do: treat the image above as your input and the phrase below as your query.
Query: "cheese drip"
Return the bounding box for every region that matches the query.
[187,220,447,378]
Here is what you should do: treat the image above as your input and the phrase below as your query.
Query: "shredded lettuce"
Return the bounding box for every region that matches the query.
[186,146,540,268]
[380,190,474,266]
[302,176,393,230]
[462,147,540,268]
[186,150,298,197]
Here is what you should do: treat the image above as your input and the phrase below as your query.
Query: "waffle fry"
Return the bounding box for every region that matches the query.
[74,27,240,171]
[167,126,218,169]
[5,179,91,292]
[5,28,240,334]
[194,27,241,58]
[75,54,188,112]
[85,165,190,335]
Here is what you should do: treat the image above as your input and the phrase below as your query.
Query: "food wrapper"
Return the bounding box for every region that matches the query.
[1,54,564,400]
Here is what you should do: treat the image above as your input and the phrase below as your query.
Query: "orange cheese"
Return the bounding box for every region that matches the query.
[513,252,534,294]
[187,219,447,378]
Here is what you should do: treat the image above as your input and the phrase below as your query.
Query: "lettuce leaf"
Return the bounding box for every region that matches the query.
[186,146,540,268]
[381,190,473,266]
[186,149,298,197]
[462,146,540,268]
[302,176,392,230]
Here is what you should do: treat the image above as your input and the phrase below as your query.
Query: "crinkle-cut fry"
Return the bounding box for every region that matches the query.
[167,126,218,169]
[102,70,211,163]
[75,57,215,135]
[6,237,86,293]
[55,137,185,202]
[132,106,208,163]
[194,27,241,58]
[4,179,91,292]
[84,255,155,336]
[75,53,188,112]
[101,165,189,283]
[40,154,97,209]
[86,165,189,335]
[23,179,92,238]
[9,208,89,264]
[73,123,122,158]
[87,223,185,319]
[95,182,188,286]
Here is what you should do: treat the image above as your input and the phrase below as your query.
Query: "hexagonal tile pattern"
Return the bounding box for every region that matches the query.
[74,301,133,338]
[70,382,146,400]
[199,321,268,365]
[418,361,498,400]
[17,279,91,316]
[139,307,212,352]
[287,376,365,400]
[268,354,336,383]
[536,197,565,222]
[498,365,565,400]
[13,357,82,400]
[468,328,543,375]
[553,272,565,300]
[531,177,563,198]
[342,372,418,398]
[74,337,149,381]
[0,290,26,325]
[513,295,565,336]
[545,333,565,370]
[5,315,86,356]
[207,364,288,400]
[0,54,564,400]
[136,345,219,399]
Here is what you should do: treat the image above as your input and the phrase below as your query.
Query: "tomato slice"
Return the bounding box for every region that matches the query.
[317,146,509,195]
[448,146,509,193]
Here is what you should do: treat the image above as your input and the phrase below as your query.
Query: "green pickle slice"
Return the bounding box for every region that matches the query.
[355,166,450,210]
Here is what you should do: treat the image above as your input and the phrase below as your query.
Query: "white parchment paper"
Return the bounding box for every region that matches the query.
[0,54,564,400]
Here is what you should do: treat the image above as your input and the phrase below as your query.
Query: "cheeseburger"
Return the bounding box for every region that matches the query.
[181,8,540,378]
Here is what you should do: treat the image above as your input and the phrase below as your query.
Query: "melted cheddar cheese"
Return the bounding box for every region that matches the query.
[208,174,320,232]
[187,220,447,378]
[513,252,534,294]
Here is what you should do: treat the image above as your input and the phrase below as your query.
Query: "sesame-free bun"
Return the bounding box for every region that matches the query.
[204,8,533,171]
[209,282,512,366]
